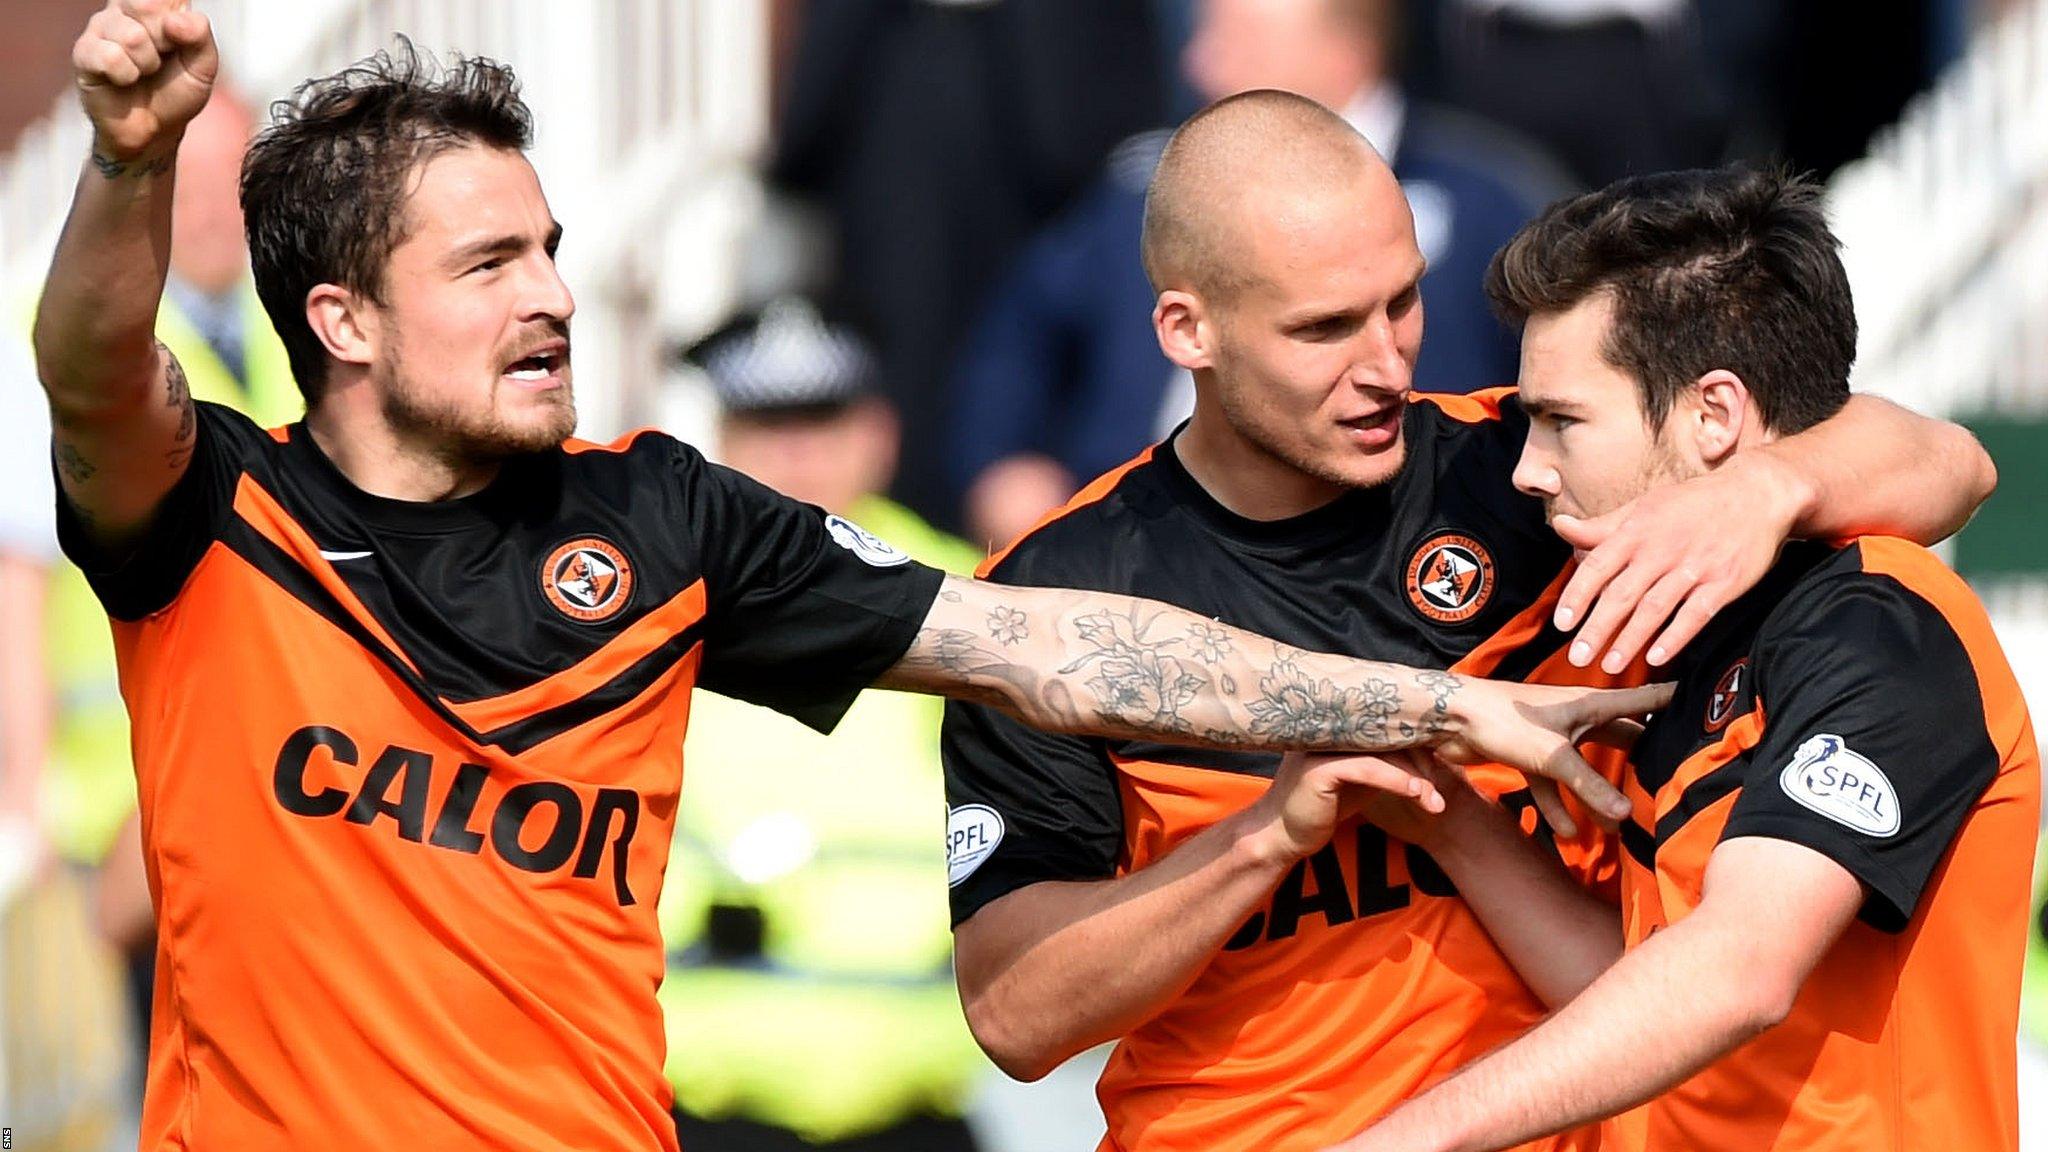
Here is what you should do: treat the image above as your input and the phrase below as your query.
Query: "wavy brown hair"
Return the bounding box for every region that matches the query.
[1486,166,1854,435]
[240,38,534,401]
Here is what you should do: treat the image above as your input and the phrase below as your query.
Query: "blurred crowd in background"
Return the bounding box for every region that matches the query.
[0,1,2043,1150]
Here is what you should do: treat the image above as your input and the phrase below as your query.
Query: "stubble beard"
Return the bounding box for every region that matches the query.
[1546,440,1697,524]
[377,358,578,465]
[1216,374,1408,493]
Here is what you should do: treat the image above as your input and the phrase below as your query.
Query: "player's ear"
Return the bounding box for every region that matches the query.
[1692,369,1750,465]
[305,282,378,373]
[1153,290,1214,371]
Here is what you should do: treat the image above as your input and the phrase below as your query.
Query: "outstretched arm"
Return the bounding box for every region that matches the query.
[1555,394,1995,674]
[881,575,1674,830]
[33,0,219,551]
[1326,837,1863,1152]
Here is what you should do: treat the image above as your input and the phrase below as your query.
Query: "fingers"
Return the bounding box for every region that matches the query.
[77,8,166,87]
[161,8,218,80]
[1538,741,1628,823]
[1548,508,1616,556]
[1570,681,1676,727]
[1595,568,1695,675]
[1643,590,1723,668]
[1581,717,1647,752]
[1563,555,1655,670]
[1526,778,1578,840]
[1554,519,1627,636]
[76,36,141,87]
[1318,754,1446,814]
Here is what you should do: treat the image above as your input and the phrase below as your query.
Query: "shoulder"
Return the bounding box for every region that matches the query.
[1753,538,1987,696]
[556,425,699,490]
[1762,538,1975,641]
[562,425,683,463]
[195,398,281,459]
[1409,386,1523,427]
[979,445,1165,586]
[1406,387,1530,459]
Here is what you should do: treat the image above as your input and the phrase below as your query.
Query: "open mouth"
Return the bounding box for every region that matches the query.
[1339,406,1401,436]
[503,342,569,384]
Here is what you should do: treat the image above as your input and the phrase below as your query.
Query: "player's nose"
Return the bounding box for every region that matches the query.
[522,256,576,324]
[1512,440,1558,498]
[1347,322,1412,397]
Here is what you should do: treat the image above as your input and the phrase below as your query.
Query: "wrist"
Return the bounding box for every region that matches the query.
[1742,447,1818,538]
[1415,788,1511,869]
[89,130,181,171]
[1225,802,1309,874]
[1437,675,1491,749]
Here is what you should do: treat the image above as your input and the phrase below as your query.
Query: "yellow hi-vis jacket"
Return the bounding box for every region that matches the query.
[659,494,988,1141]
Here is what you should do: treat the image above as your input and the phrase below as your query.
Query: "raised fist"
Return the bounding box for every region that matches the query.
[73,0,219,162]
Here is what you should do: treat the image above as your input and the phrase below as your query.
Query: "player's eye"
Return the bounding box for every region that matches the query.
[1389,287,1420,317]
[1292,316,1357,341]
[468,256,507,275]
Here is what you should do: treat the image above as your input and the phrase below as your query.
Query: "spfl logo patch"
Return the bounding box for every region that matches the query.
[1406,532,1496,624]
[826,515,912,567]
[1778,733,1900,837]
[947,804,1005,887]
[541,537,635,623]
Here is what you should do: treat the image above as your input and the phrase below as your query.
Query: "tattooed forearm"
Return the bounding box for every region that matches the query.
[987,606,1029,646]
[891,622,1059,716]
[890,577,1484,753]
[55,442,97,484]
[89,149,174,181]
[161,343,195,467]
[1242,658,1401,745]
[1057,607,1210,734]
[1404,669,1462,740]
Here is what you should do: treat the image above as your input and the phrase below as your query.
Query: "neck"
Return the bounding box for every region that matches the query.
[304,403,501,503]
[1175,396,1348,521]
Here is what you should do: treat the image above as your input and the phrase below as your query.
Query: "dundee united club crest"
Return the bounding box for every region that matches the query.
[1705,658,1749,734]
[540,537,636,623]
[1405,532,1496,624]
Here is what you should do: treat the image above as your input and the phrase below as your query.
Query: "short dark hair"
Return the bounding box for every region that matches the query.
[1485,166,1854,435]
[241,39,534,401]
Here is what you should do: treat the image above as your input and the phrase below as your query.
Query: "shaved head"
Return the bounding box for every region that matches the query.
[1141,89,1394,301]
[1143,87,1426,514]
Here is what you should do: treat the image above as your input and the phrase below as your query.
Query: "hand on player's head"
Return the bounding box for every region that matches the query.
[74,0,220,161]
[1551,459,1797,674]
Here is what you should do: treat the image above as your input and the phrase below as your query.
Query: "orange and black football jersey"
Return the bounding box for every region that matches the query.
[1610,536,2039,1151]
[55,402,943,1152]
[943,391,1633,1152]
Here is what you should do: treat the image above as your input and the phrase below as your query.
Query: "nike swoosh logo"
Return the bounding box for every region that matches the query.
[319,549,374,561]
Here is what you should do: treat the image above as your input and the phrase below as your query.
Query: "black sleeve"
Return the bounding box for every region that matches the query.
[1406,390,1544,523]
[942,698,1124,926]
[1722,572,2000,932]
[682,446,944,732]
[54,401,259,621]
